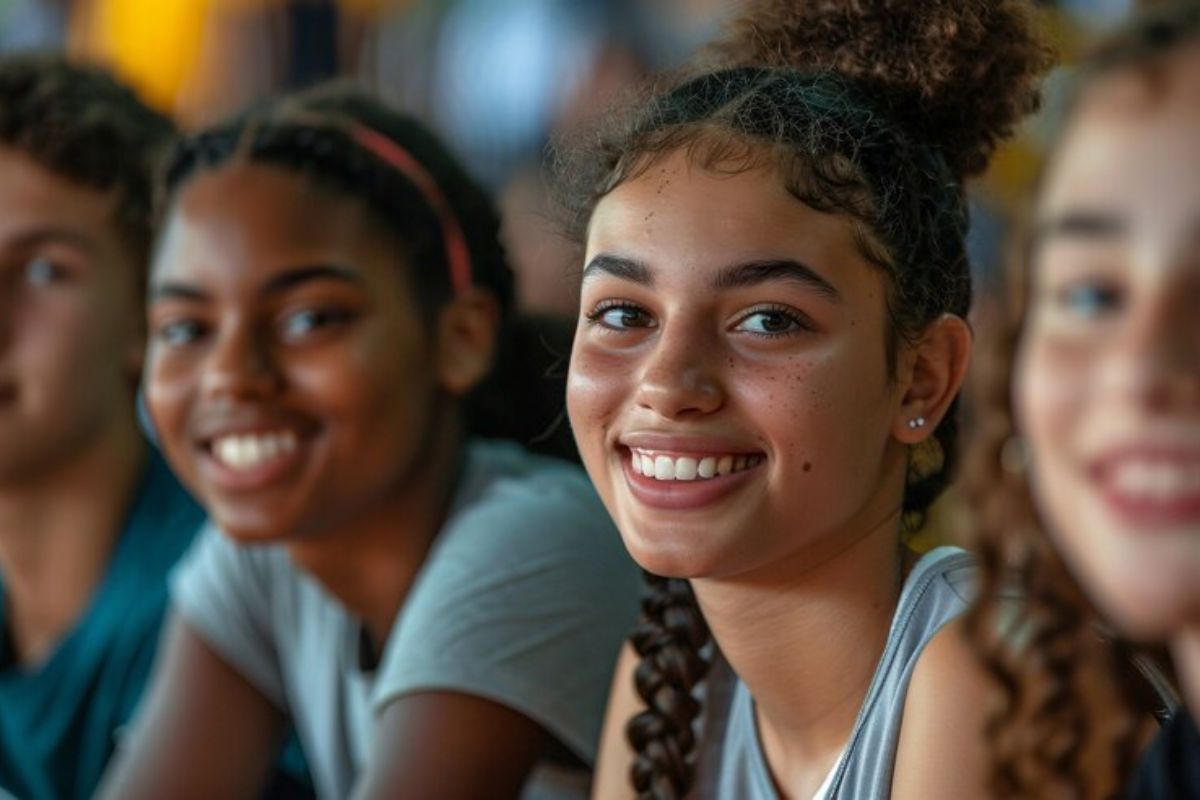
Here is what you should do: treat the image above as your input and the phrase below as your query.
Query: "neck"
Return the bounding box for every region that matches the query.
[693,509,908,794]
[0,411,147,668]
[287,417,464,650]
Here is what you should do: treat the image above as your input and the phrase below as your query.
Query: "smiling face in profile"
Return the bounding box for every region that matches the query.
[568,150,917,580]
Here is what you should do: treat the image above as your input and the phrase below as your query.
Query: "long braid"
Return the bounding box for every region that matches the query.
[627,574,711,799]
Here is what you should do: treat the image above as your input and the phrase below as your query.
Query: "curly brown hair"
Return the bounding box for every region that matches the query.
[552,1,1052,797]
[963,3,1200,797]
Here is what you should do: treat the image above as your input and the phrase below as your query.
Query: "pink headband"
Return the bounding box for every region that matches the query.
[350,124,473,296]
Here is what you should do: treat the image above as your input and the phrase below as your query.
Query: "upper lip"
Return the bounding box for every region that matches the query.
[1088,442,1200,473]
[192,413,313,445]
[618,431,763,455]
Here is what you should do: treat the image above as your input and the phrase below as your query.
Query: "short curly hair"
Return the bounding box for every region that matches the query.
[0,52,175,273]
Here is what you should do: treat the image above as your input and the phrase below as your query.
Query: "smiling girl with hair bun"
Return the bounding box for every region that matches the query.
[555,0,1052,797]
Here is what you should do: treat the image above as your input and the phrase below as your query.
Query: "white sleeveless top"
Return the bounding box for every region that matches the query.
[692,546,975,799]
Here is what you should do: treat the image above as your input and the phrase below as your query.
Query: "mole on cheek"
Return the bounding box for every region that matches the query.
[803,462,813,472]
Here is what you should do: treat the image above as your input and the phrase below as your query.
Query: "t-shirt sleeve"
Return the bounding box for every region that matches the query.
[169,525,288,709]
[372,469,641,764]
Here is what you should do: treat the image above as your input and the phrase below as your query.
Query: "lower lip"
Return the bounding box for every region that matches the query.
[1098,487,1200,528]
[197,441,307,493]
[621,452,763,510]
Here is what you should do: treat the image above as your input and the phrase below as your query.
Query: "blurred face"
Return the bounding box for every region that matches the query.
[568,151,911,579]
[146,162,447,543]
[0,146,142,486]
[1017,54,1200,639]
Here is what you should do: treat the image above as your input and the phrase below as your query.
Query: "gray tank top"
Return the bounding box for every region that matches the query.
[692,546,975,799]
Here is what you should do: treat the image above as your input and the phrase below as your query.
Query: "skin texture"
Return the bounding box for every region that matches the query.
[1016,48,1200,644]
[102,161,556,800]
[0,145,146,667]
[573,151,982,798]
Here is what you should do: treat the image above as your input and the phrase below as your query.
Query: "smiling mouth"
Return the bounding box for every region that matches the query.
[206,429,299,472]
[628,447,764,481]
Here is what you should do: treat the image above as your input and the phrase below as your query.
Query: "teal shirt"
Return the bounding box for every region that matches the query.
[0,450,204,800]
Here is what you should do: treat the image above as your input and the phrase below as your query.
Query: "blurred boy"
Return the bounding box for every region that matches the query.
[0,53,203,799]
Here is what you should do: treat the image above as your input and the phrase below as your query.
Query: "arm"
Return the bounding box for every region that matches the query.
[591,645,640,800]
[352,691,560,800]
[890,617,994,800]
[97,616,286,800]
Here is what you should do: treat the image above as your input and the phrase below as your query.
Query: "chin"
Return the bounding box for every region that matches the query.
[622,527,727,579]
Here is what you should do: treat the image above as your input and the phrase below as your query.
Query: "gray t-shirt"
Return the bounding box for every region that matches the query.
[694,546,975,800]
[171,439,640,800]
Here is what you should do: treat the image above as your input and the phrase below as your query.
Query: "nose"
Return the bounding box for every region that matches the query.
[200,318,284,401]
[634,321,724,419]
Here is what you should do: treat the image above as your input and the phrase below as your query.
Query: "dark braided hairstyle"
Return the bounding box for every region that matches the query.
[159,83,569,451]
[552,1,1052,796]
[964,3,1200,796]
[0,52,175,276]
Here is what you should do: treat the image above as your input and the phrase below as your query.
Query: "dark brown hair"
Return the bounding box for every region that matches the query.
[553,1,1052,796]
[0,53,175,275]
[161,84,577,456]
[963,2,1200,796]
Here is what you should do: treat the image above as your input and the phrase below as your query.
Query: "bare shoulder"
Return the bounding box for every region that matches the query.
[890,616,996,800]
[591,644,640,800]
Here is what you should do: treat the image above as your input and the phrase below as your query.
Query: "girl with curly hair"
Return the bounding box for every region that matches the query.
[556,0,1052,797]
[965,1,1200,797]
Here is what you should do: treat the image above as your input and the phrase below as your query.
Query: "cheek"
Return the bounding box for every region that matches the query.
[566,340,629,441]
[1015,333,1093,481]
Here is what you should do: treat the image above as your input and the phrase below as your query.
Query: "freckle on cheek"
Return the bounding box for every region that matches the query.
[803,462,812,472]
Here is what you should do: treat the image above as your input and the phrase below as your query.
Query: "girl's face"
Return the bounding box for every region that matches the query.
[568,150,916,580]
[1017,55,1200,639]
[146,162,447,543]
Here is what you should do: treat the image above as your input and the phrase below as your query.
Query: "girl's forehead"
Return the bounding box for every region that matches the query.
[586,151,871,286]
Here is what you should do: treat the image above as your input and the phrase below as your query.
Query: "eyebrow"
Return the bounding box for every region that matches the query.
[581,254,842,301]
[710,259,841,301]
[581,254,653,286]
[149,263,363,303]
[1033,210,1128,245]
[1,226,100,258]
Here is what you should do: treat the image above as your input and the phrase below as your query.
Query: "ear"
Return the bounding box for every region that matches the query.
[434,287,500,397]
[892,313,972,444]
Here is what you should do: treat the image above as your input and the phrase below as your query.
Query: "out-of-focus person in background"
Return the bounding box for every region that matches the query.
[965,1,1200,797]
[0,54,205,800]
[98,84,639,800]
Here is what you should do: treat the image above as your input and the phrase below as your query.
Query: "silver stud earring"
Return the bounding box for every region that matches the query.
[907,416,926,430]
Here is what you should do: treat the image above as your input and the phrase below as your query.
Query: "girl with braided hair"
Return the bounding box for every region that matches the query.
[97,85,641,800]
[557,0,1051,797]
[963,1,1200,796]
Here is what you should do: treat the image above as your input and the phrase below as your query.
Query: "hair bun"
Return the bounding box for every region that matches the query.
[711,0,1055,179]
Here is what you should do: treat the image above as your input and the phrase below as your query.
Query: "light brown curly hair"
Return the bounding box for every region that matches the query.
[963,3,1200,796]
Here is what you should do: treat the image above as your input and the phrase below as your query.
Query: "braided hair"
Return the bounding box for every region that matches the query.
[553,1,1052,795]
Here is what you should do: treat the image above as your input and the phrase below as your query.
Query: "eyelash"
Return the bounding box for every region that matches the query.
[732,304,813,338]
[584,299,654,332]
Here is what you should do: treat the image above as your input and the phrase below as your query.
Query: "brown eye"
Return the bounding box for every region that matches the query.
[587,302,655,331]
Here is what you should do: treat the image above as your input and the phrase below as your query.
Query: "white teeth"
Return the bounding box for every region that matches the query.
[629,448,762,482]
[1111,461,1200,501]
[212,430,298,471]
[675,457,698,481]
[654,456,674,480]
